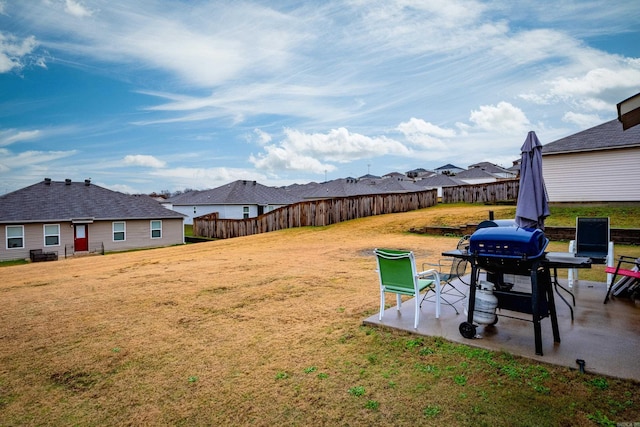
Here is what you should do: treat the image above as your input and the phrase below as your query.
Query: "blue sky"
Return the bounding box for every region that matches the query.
[1,0,639,194]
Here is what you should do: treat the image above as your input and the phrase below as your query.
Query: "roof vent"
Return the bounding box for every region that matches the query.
[65,179,72,185]
[84,179,91,186]
[44,178,51,185]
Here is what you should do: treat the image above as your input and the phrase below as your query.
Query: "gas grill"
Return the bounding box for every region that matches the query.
[460,226,558,356]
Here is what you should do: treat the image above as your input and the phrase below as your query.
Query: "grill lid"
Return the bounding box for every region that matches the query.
[469,227,548,260]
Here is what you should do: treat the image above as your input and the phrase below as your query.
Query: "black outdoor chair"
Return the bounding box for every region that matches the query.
[421,235,470,314]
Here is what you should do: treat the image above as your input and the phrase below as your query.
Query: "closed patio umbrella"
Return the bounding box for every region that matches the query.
[515,131,550,230]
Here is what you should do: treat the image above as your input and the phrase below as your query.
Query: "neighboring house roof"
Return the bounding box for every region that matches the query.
[542,119,640,155]
[0,179,185,223]
[508,159,521,171]
[617,91,640,130]
[282,182,323,199]
[382,172,406,179]
[362,178,427,193]
[169,180,302,205]
[434,163,464,171]
[406,167,429,174]
[416,174,464,187]
[405,168,434,178]
[301,178,381,199]
[358,173,381,180]
[467,162,512,175]
[454,167,499,179]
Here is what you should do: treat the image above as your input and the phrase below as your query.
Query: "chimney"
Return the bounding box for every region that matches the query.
[44,178,51,185]
[65,179,72,185]
[84,179,91,186]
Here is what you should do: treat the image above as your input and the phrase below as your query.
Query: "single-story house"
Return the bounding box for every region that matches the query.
[0,178,186,262]
[454,166,500,185]
[434,163,465,175]
[293,178,381,200]
[164,180,301,225]
[467,162,517,179]
[542,119,640,203]
[405,168,434,179]
[415,174,465,198]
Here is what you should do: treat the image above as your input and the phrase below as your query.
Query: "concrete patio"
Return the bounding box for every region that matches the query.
[363,275,640,382]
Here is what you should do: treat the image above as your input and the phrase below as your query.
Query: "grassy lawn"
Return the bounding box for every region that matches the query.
[1,204,638,426]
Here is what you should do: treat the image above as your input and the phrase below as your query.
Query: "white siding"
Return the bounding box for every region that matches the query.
[543,147,640,202]
[175,203,289,224]
[457,178,496,185]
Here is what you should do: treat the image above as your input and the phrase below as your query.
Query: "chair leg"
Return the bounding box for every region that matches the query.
[414,293,420,329]
[604,272,619,304]
[606,242,614,287]
[435,280,441,319]
[396,293,402,311]
[420,282,463,315]
[379,291,385,320]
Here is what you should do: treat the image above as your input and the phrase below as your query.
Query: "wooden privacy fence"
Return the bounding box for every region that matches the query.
[194,189,438,239]
[442,179,519,204]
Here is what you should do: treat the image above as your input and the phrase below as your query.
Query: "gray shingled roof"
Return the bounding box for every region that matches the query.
[434,163,464,171]
[301,178,381,199]
[454,167,499,179]
[361,178,427,192]
[542,119,640,155]
[466,162,511,175]
[417,174,464,187]
[0,179,186,223]
[169,180,302,205]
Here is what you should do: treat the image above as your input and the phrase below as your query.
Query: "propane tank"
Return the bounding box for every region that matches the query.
[468,281,498,325]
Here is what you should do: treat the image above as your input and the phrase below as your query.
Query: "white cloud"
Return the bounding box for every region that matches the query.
[250,145,337,174]
[64,0,93,18]
[468,102,530,133]
[0,149,77,170]
[0,33,39,73]
[286,127,410,161]
[250,127,411,173]
[519,60,640,121]
[396,118,454,149]
[547,67,640,100]
[147,166,268,191]
[253,129,272,145]
[0,129,41,146]
[562,112,604,128]
[28,1,301,88]
[123,154,166,168]
[491,29,581,65]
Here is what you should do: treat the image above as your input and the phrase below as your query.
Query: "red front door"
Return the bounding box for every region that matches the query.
[74,224,88,252]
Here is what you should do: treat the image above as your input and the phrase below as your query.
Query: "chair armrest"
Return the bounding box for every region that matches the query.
[614,256,640,269]
[417,269,440,282]
[422,260,448,273]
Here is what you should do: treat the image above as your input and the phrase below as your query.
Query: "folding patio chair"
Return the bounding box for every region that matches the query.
[568,217,614,287]
[421,235,470,314]
[604,256,640,303]
[374,248,441,329]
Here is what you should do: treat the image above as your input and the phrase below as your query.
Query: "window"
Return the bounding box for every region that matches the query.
[113,222,126,241]
[151,220,162,239]
[44,224,60,246]
[6,225,24,249]
[243,206,250,219]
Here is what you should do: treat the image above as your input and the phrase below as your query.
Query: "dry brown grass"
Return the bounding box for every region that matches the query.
[1,205,637,426]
